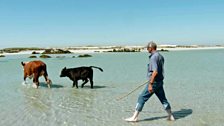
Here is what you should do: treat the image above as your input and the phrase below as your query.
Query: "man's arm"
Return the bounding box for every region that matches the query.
[150,70,158,84]
[148,70,158,93]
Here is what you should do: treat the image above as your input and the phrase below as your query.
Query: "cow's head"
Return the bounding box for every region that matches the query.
[60,67,67,77]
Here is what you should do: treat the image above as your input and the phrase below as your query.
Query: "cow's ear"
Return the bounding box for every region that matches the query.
[63,67,66,70]
[21,62,25,66]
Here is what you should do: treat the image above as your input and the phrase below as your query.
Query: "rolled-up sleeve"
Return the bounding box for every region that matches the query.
[151,56,158,72]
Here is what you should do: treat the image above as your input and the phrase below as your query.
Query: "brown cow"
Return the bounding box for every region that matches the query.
[21,60,52,88]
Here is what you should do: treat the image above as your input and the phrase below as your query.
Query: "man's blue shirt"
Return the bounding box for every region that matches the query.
[147,51,164,82]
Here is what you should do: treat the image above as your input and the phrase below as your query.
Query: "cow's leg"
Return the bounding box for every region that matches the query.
[43,72,51,88]
[24,75,26,81]
[73,80,78,88]
[89,71,94,89]
[89,77,94,89]
[33,73,40,89]
[22,73,27,85]
[81,79,89,88]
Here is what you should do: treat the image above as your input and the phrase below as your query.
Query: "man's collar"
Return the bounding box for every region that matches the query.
[149,51,157,58]
[151,50,157,54]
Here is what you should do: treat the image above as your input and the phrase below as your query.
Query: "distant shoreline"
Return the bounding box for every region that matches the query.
[1,45,224,56]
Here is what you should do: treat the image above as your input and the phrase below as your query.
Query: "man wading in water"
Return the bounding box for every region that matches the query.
[124,41,175,122]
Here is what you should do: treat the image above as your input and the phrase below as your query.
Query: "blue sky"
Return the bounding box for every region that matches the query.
[0,0,224,48]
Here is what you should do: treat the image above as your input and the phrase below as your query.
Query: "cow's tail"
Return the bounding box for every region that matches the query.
[21,62,25,66]
[90,66,103,72]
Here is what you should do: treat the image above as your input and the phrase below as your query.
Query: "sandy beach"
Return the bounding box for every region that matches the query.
[157,46,224,51]
[1,46,224,56]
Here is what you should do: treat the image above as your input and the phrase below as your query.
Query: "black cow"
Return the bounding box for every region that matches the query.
[60,66,103,88]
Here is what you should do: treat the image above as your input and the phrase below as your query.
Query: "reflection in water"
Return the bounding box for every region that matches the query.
[58,88,96,111]
[22,88,51,113]
[39,82,64,89]
[21,85,98,125]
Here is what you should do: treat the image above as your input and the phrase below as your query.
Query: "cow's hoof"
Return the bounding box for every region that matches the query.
[47,79,52,84]
[22,81,27,86]
[32,84,38,89]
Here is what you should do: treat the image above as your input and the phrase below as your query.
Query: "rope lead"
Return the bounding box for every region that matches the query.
[116,81,149,101]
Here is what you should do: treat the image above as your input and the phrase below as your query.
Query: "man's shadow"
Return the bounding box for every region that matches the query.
[173,109,193,120]
[139,109,193,122]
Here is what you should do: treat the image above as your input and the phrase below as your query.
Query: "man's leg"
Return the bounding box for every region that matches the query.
[154,84,175,121]
[125,84,153,122]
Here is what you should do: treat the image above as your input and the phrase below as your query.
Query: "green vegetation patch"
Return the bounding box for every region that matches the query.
[29,55,37,58]
[42,49,72,54]
[40,54,51,58]
[78,54,92,58]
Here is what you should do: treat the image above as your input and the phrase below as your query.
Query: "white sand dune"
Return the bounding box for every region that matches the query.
[1,46,224,55]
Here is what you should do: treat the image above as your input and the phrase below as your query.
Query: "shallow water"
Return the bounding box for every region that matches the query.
[0,50,224,126]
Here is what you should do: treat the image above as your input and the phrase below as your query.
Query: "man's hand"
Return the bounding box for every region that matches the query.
[148,84,153,93]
